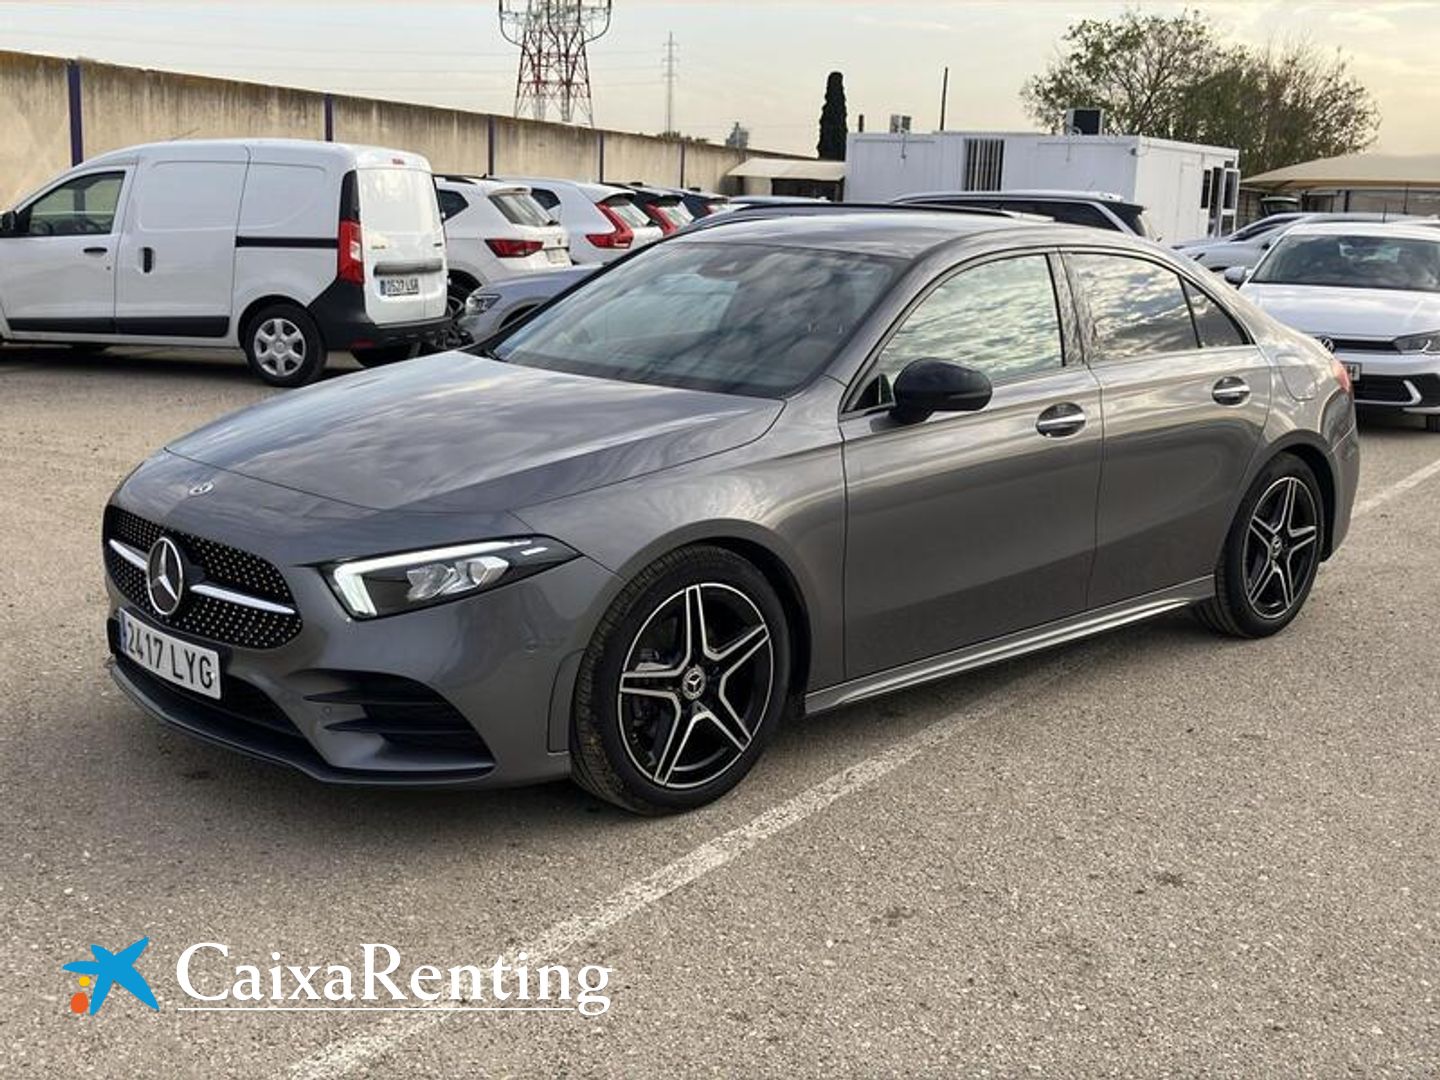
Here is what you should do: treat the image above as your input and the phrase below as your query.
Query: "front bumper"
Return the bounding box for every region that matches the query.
[103,463,617,789]
[1336,349,1440,415]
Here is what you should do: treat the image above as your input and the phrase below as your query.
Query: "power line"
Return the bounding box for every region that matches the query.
[662,31,677,135]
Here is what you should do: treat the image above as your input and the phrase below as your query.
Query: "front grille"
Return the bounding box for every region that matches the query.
[1326,337,1398,354]
[104,505,302,649]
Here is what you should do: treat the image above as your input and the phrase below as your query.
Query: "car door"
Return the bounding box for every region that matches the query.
[841,251,1103,679]
[0,169,129,334]
[1064,250,1272,609]
[114,149,249,338]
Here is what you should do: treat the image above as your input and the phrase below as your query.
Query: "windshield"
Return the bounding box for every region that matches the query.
[490,240,900,396]
[1252,233,1440,292]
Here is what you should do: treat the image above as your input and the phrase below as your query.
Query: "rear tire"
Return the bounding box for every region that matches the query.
[1195,454,1325,639]
[351,343,419,368]
[243,303,326,388]
[571,545,791,814]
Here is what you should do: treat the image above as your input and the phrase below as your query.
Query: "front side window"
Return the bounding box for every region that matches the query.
[1251,233,1440,293]
[20,172,125,236]
[491,240,899,397]
[1069,253,1198,360]
[865,255,1064,402]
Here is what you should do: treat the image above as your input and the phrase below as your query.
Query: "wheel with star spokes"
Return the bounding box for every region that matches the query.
[571,546,791,813]
[1196,454,1326,638]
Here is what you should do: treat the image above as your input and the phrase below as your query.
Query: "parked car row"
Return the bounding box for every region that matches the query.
[0,137,733,385]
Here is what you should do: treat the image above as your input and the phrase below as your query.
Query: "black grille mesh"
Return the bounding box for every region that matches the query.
[104,506,302,650]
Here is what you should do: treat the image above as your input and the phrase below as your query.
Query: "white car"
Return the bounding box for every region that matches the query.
[435,177,571,318]
[1240,221,1440,431]
[497,178,662,264]
[0,139,448,386]
[1177,212,1422,273]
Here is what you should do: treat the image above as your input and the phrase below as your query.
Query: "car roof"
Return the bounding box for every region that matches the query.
[1280,221,1440,242]
[499,177,633,199]
[437,176,531,196]
[899,189,1140,209]
[674,208,1087,259]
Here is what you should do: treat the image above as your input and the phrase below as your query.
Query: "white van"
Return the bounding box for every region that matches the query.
[0,139,448,386]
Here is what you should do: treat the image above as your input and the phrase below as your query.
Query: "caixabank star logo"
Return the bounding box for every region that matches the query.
[63,937,159,1016]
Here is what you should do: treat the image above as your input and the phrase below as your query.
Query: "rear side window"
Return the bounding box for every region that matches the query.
[602,197,652,230]
[529,188,560,211]
[1070,253,1198,360]
[490,191,551,227]
[1183,282,1247,347]
[437,189,468,222]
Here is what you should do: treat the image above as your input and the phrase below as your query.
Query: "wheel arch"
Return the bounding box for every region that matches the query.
[1257,433,1340,560]
[237,295,315,348]
[447,268,481,296]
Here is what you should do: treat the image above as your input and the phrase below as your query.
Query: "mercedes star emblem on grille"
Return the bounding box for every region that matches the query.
[145,536,186,617]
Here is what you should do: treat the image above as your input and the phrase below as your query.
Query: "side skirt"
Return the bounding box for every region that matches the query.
[805,577,1215,715]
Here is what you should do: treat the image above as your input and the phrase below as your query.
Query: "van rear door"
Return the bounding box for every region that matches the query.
[356,160,446,327]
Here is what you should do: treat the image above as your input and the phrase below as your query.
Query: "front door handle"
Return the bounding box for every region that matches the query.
[82,246,108,256]
[141,246,155,273]
[1213,376,1250,405]
[1036,402,1087,437]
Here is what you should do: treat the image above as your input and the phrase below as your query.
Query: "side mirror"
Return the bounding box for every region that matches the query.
[891,359,993,424]
[0,210,16,237]
[1222,266,1250,286]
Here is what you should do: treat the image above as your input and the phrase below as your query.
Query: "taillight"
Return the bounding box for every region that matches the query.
[338,218,364,285]
[642,204,676,235]
[1333,357,1353,397]
[586,202,634,249]
[485,238,544,258]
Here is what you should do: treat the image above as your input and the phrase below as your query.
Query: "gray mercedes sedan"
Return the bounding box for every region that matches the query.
[103,210,1359,813]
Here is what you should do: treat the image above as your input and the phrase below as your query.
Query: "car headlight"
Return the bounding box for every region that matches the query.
[326,538,576,619]
[464,292,500,317]
[1394,331,1440,354]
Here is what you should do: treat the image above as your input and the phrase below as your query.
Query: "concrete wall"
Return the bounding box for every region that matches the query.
[0,49,797,206]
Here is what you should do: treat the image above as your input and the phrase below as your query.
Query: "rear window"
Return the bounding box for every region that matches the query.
[358,168,441,234]
[490,191,552,227]
[662,200,694,226]
[602,196,652,230]
[1109,203,1155,238]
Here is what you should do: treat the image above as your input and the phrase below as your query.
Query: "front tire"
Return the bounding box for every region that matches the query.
[243,304,326,387]
[571,545,791,814]
[1195,454,1325,638]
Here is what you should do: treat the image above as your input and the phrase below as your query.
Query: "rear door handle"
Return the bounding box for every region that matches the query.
[1213,376,1250,405]
[1036,402,1087,437]
[82,246,108,256]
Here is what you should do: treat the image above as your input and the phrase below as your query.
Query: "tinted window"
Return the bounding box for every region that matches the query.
[21,172,124,236]
[1251,233,1440,293]
[437,189,468,222]
[1184,282,1246,347]
[871,255,1064,394]
[529,188,560,211]
[491,191,551,227]
[1035,202,1117,231]
[1070,253,1198,360]
[492,241,899,397]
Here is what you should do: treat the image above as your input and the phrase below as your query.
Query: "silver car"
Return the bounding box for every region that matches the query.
[103,210,1359,813]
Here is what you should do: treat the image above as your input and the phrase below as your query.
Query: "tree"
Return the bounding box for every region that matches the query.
[1022,10,1379,175]
[817,71,848,160]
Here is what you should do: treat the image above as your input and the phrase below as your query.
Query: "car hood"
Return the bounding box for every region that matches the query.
[167,353,782,515]
[1241,283,1440,338]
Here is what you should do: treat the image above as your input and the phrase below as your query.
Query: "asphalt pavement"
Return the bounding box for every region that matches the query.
[2,345,1437,1078]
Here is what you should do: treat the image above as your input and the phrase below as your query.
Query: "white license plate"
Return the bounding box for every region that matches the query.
[380,276,419,297]
[1344,362,1362,381]
[119,609,221,700]
[545,248,568,265]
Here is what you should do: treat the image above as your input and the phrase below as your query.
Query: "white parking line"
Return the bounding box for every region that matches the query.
[287,448,1440,1079]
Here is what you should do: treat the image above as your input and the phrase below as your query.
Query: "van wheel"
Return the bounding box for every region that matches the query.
[243,304,325,387]
[352,343,419,367]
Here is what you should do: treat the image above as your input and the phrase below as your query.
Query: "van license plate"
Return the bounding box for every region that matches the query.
[380,276,420,297]
[119,608,221,699]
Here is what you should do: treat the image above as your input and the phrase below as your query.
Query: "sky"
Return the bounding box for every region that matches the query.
[1,1,1437,157]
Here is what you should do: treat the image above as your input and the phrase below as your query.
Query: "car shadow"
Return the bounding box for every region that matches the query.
[0,344,360,383]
